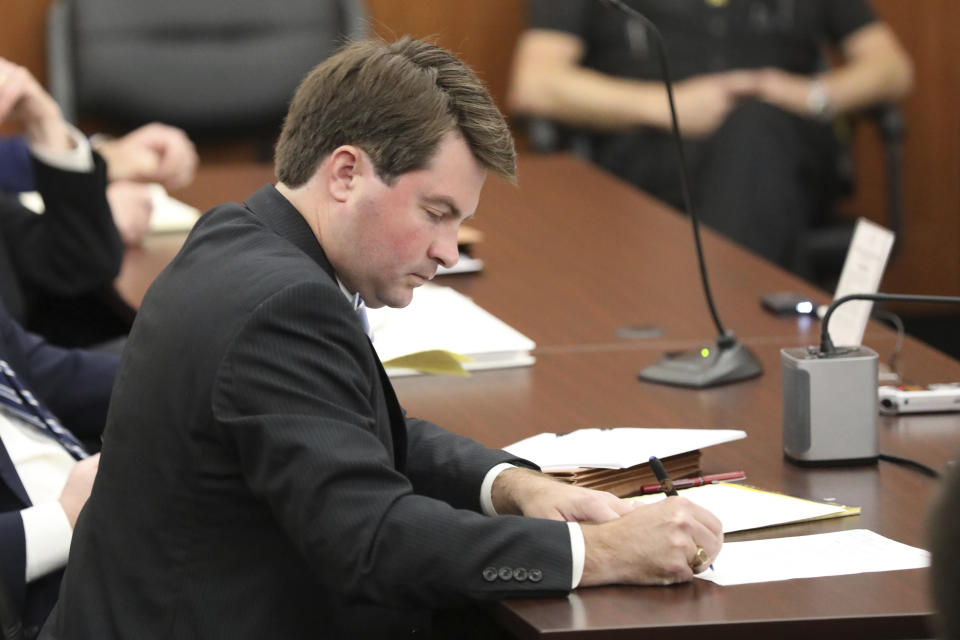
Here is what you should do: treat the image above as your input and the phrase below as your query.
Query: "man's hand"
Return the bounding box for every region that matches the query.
[0,58,73,152]
[96,122,198,189]
[753,67,817,118]
[670,71,759,137]
[59,453,100,528]
[107,181,154,246]
[581,496,723,586]
[492,466,635,523]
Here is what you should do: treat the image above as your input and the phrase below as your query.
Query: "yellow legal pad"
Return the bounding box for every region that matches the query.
[381,350,474,377]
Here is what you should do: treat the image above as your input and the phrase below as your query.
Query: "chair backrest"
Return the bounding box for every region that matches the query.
[47,0,367,135]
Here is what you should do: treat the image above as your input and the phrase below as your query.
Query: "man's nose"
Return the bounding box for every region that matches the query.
[429,227,460,268]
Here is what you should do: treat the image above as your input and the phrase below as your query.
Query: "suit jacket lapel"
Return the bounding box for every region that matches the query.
[369,340,407,472]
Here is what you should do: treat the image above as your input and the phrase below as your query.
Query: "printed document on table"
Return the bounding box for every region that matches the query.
[695,529,929,586]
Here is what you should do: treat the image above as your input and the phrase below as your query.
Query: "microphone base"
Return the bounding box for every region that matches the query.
[638,340,763,388]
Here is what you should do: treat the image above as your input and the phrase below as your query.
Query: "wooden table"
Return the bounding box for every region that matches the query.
[116,154,960,639]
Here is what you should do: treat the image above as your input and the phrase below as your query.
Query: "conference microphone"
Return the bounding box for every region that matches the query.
[595,0,762,388]
[782,292,960,465]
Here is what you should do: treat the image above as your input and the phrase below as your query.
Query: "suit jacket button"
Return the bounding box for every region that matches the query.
[513,567,528,582]
[498,567,514,581]
[528,569,543,583]
[483,567,498,582]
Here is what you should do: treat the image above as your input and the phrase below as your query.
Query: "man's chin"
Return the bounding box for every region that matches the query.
[378,288,415,309]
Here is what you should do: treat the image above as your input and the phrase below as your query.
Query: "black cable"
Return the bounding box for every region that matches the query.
[871,307,905,375]
[598,0,727,339]
[878,452,941,479]
[821,293,960,354]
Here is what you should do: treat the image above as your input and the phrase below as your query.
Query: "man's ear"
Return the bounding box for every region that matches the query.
[327,145,362,203]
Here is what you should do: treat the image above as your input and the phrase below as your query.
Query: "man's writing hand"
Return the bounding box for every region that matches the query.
[581,496,723,586]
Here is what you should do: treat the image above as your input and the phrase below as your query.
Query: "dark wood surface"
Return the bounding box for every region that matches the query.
[116,154,960,639]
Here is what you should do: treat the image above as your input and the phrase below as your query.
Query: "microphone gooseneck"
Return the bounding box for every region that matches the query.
[820,293,960,354]
[598,0,761,387]
[598,0,726,338]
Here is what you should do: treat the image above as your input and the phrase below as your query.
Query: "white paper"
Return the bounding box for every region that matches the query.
[632,483,848,533]
[366,284,535,375]
[696,529,929,586]
[503,428,746,470]
[148,184,201,234]
[827,218,895,348]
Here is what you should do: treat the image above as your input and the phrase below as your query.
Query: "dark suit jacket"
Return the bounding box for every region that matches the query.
[43,185,573,639]
[0,153,129,346]
[0,300,118,638]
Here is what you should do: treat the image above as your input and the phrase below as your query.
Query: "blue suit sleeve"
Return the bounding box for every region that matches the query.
[0,300,118,440]
[0,136,36,194]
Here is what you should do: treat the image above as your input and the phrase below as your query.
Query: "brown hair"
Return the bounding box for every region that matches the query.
[275,37,516,186]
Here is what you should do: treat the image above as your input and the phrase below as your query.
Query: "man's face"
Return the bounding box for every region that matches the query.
[333,131,487,308]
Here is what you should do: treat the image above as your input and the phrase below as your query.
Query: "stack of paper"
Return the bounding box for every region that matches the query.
[367,284,535,376]
[504,428,746,497]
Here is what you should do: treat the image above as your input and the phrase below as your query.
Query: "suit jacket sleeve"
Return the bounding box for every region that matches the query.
[0,511,27,615]
[403,416,538,511]
[0,151,122,299]
[0,136,35,194]
[0,300,118,439]
[213,281,573,610]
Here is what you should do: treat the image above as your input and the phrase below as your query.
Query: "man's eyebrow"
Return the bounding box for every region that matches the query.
[423,195,469,220]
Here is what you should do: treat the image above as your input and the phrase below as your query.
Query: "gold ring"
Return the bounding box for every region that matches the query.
[692,546,709,569]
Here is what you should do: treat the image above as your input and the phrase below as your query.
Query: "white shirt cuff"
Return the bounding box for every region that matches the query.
[27,124,94,174]
[20,502,73,582]
[480,462,515,516]
[567,522,585,588]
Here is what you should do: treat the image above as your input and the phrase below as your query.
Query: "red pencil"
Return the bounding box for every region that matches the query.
[637,471,747,495]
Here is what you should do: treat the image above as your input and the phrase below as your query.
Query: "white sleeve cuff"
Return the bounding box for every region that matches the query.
[479,462,516,516]
[567,522,585,589]
[28,124,94,174]
[20,502,73,582]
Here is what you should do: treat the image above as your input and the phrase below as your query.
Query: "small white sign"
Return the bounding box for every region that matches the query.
[827,218,895,348]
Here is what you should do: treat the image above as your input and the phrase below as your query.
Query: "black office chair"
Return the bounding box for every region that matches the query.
[46,0,367,148]
[791,104,906,286]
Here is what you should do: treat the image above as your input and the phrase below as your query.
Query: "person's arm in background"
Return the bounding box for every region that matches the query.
[508,28,756,138]
[755,21,913,119]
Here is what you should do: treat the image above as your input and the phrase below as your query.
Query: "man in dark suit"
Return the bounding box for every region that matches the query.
[0,297,117,639]
[0,57,125,348]
[43,38,723,639]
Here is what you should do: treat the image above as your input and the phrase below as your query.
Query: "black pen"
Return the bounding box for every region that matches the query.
[649,456,713,571]
[649,456,678,496]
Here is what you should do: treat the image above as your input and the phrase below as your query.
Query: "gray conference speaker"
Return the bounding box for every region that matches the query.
[781,346,879,465]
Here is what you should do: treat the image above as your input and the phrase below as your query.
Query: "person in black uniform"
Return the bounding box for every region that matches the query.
[509,0,912,269]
